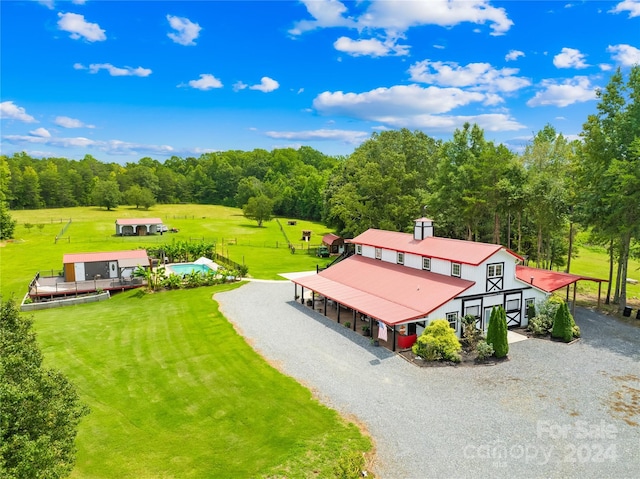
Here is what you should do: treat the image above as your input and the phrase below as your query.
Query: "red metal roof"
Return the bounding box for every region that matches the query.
[352,229,522,265]
[116,218,163,225]
[516,265,607,293]
[293,255,474,325]
[63,249,149,264]
[322,233,343,245]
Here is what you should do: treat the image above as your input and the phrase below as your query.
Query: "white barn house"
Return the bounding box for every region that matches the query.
[293,218,555,351]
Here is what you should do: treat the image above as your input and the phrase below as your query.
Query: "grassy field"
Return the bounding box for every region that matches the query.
[1,205,370,478]
[1,205,334,299]
[32,286,370,478]
[569,241,640,308]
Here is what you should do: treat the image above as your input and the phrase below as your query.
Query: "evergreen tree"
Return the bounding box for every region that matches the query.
[551,301,573,342]
[0,299,89,478]
[486,306,509,358]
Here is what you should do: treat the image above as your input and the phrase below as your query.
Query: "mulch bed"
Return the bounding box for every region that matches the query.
[397,346,509,368]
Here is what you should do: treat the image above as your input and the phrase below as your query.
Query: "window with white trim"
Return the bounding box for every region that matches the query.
[525,298,535,318]
[446,312,458,330]
[397,252,404,265]
[465,305,480,317]
[422,257,431,271]
[451,263,461,277]
[356,244,362,255]
[506,298,520,311]
[375,247,382,260]
[487,263,503,278]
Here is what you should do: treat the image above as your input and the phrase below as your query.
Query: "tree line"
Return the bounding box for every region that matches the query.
[0,146,337,219]
[1,67,638,310]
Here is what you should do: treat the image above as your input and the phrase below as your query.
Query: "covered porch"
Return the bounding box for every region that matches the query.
[516,265,608,314]
[293,287,417,352]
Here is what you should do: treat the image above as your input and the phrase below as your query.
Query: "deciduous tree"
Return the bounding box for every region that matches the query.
[243,194,274,227]
[0,299,89,479]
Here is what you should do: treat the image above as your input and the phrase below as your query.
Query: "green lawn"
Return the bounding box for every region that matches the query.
[1,205,369,478]
[1,205,334,299]
[32,286,370,478]
[569,244,640,306]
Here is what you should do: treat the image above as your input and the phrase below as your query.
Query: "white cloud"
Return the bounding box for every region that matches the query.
[527,76,596,107]
[265,129,369,144]
[609,0,640,18]
[29,127,51,138]
[167,15,201,46]
[57,12,106,42]
[356,0,513,36]
[1,133,216,158]
[81,63,152,77]
[233,81,248,92]
[553,47,589,69]
[607,44,640,66]
[249,77,280,93]
[505,50,525,61]
[3,134,95,148]
[599,63,613,71]
[333,36,409,57]
[55,116,94,128]
[408,60,531,92]
[187,74,223,90]
[291,0,512,59]
[314,84,485,118]
[38,0,54,9]
[289,0,355,35]
[0,101,37,122]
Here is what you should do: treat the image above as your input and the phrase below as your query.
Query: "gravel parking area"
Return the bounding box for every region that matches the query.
[216,281,640,479]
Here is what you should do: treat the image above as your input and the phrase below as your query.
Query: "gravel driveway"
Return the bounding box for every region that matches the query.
[216,281,640,479]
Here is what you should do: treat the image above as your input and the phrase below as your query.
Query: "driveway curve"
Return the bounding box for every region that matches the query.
[216,281,640,479]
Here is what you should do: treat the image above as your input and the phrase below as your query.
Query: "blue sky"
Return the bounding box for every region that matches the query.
[1,0,639,164]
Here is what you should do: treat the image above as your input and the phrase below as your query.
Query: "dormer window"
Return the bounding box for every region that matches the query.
[397,252,404,265]
[451,263,461,277]
[422,257,431,271]
[375,247,382,260]
[487,263,503,278]
[356,244,362,255]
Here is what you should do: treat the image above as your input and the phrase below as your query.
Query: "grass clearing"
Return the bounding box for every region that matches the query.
[1,205,369,478]
[2,205,334,299]
[32,286,370,478]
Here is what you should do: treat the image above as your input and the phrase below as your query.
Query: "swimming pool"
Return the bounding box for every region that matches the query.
[167,263,214,275]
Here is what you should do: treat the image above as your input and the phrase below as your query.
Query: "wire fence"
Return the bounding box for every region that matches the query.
[54,218,72,242]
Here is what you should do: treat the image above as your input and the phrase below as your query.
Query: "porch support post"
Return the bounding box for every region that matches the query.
[352,310,356,327]
[392,326,396,352]
[353,315,356,331]
[597,282,602,309]
[294,283,297,301]
[337,303,341,324]
[323,297,327,316]
[565,284,570,302]
[572,282,577,316]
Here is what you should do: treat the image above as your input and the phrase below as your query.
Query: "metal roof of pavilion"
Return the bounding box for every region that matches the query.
[63,249,150,264]
[322,233,343,245]
[292,255,474,325]
[352,229,523,265]
[516,265,607,293]
[115,218,163,225]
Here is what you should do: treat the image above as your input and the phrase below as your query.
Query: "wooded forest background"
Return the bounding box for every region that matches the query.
[1,67,638,310]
